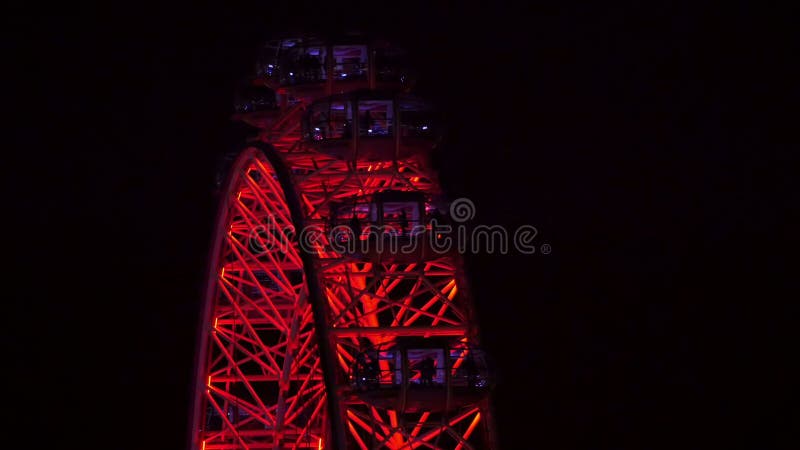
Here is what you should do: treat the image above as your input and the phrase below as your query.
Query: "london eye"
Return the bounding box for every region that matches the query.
[189,33,498,450]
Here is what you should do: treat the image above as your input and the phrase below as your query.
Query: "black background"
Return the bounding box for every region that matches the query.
[7,2,797,449]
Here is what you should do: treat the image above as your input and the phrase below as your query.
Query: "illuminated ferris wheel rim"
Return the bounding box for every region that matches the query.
[191,145,338,448]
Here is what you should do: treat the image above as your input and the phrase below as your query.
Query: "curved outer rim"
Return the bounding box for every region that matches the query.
[187,148,259,450]
[187,145,348,450]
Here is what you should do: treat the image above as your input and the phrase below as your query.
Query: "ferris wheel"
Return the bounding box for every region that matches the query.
[190,34,498,450]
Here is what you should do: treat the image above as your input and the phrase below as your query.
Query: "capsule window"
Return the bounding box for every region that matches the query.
[398,98,436,138]
[358,100,393,136]
[333,45,368,80]
[375,47,409,82]
[382,201,421,234]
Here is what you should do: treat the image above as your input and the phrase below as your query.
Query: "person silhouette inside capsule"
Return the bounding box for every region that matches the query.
[419,356,435,387]
[348,214,361,241]
[399,209,409,237]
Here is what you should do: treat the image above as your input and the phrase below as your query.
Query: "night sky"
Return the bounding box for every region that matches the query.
[8,3,797,450]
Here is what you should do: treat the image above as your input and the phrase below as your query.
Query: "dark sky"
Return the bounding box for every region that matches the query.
[8,3,797,450]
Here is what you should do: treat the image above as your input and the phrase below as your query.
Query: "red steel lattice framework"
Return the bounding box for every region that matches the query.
[190,42,496,449]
